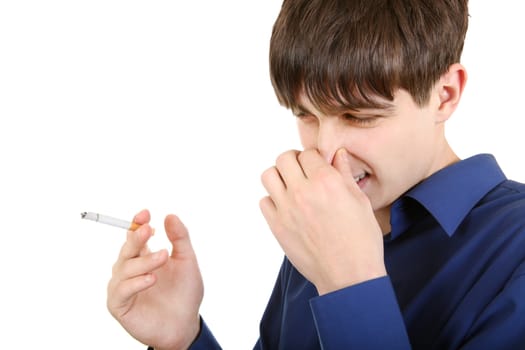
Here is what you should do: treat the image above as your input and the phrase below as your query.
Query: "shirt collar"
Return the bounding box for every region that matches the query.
[390,154,506,239]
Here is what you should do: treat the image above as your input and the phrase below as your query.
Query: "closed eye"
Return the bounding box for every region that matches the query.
[294,112,317,123]
[342,113,379,126]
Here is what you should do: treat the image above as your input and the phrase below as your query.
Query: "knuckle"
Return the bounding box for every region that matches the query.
[276,150,298,166]
[261,166,276,184]
[259,196,271,210]
[290,185,311,206]
[275,153,287,168]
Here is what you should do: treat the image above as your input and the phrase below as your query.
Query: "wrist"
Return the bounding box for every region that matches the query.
[151,315,201,350]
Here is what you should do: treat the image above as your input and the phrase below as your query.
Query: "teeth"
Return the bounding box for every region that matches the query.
[354,173,366,182]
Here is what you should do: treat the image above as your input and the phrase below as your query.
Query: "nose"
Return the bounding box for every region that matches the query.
[317,119,346,165]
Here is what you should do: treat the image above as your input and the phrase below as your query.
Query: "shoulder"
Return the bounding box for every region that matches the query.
[464,179,525,247]
[478,179,525,217]
[497,179,525,195]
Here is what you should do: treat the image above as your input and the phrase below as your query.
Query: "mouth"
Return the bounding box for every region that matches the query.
[353,172,369,186]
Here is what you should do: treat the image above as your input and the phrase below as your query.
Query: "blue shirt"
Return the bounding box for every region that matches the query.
[191,154,525,349]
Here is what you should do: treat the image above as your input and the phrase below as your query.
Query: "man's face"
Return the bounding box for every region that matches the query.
[294,88,451,214]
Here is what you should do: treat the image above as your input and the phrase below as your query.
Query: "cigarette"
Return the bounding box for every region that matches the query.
[81,211,140,231]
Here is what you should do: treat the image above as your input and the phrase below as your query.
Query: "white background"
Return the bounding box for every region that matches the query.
[0,1,523,349]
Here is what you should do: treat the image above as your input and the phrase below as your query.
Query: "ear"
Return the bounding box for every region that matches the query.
[435,63,467,123]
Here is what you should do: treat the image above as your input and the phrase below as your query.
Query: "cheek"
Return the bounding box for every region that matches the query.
[373,122,435,184]
[376,120,425,157]
[357,129,407,181]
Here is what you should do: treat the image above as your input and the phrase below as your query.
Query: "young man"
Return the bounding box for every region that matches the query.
[107,1,525,349]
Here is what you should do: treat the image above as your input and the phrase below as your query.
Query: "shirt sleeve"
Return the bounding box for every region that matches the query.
[460,267,525,350]
[309,276,411,349]
[188,317,222,350]
[147,317,222,350]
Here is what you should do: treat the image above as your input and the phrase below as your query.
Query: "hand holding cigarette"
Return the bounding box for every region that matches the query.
[99,209,204,349]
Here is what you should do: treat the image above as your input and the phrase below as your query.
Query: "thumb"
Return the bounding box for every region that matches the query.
[164,214,195,258]
[332,148,356,187]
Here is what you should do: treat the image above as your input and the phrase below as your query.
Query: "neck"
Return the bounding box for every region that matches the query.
[375,208,392,235]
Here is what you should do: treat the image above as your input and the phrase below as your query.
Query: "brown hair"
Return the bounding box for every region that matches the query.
[269,0,469,112]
